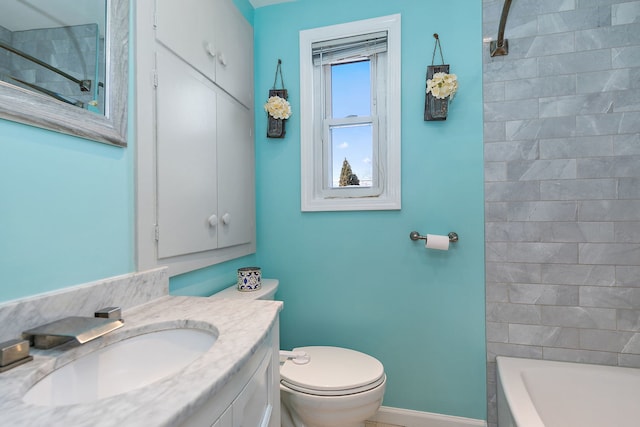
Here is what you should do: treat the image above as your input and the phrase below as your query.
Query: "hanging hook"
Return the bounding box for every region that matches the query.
[431,33,445,65]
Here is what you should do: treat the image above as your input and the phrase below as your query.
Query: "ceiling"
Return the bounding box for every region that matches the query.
[248,0,295,8]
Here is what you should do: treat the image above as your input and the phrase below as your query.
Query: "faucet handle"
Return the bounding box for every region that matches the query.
[95,307,122,320]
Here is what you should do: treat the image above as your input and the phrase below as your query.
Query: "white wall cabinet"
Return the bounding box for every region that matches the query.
[155,0,253,108]
[136,0,255,275]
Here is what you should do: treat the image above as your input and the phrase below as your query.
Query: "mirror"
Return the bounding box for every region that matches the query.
[0,0,128,147]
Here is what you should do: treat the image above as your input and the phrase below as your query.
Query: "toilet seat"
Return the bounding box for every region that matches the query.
[280,346,385,397]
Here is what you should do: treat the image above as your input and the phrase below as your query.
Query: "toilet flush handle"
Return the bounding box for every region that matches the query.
[280,350,310,365]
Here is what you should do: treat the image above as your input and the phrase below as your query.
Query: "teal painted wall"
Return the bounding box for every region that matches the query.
[0,3,137,302]
[0,0,486,420]
[253,0,485,420]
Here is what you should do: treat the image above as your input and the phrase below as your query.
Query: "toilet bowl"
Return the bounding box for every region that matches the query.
[210,279,386,427]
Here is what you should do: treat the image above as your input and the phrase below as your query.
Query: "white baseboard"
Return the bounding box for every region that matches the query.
[368,406,487,427]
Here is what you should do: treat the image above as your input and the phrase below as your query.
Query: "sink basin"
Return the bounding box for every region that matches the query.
[23,328,217,406]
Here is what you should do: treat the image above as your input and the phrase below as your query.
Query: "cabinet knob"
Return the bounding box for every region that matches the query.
[218,52,228,66]
[222,213,231,225]
[205,42,216,57]
[208,214,218,227]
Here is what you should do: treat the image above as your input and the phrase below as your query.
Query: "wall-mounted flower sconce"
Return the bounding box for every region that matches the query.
[265,59,291,138]
[424,34,458,121]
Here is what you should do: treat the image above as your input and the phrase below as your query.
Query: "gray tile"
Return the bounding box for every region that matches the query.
[542,347,618,365]
[509,324,580,347]
[538,6,611,34]
[539,136,614,159]
[615,223,640,243]
[483,82,505,102]
[612,45,640,68]
[484,99,539,122]
[542,305,617,329]
[579,243,640,265]
[576,113,624,136]
[484,162,508,182]
[484,121,506,142]
[486,321,509,342]
[507,201,578,221]
[525,33,576,57]
[612,2,640,26]
[486,262,542,283]
[505,75,576,100]
[614,89,640,112]
[622,333,640,353]
[617,309,640,331]
[485,140,539,161]
[506,159,576,181]
[542,264,615,286]
[487,242,578,263]
[510,283,579,305]
[619,178,640,199]
[540,179,617,200]
[620,111,640,133]
[575,23,640,50]
[614,133,640,155]
[580,329,635,352]
[539,93,615,118]
[619,353,640,368]
[580,286,640,309]
[486,302,542,324]
[487,342,543,362]
[577,69,633,93]
[487,283,510,303]
[485,202,508,221]
[484,58,538,83]
[616,266,640,286]
[485,181,540,201]
[487,221,614,243]
[579,200,640,221]
[506,117,576,141]
[538,49,612,76]
[577,156,640,178]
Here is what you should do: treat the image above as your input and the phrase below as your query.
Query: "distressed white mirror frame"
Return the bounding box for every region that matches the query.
[0,0,129,147]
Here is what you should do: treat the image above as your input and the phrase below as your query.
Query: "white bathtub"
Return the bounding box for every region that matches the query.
[496,356,640,427]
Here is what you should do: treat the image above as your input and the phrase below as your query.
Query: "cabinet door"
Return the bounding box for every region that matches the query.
[216,93,254,249]
[155,0,217,82]
[232,351,274,427]
[156,47,219,258]
[212,406,232,427]
[213,0,253,107]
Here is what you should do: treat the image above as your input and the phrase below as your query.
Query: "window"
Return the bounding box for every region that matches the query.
[300,14,401,211]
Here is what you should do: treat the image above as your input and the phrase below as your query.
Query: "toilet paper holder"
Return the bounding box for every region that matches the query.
[409,231,459,243]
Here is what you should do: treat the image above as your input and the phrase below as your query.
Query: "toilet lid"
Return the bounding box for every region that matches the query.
[280,346,385,396]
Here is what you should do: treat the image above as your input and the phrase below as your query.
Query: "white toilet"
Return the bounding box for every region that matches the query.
[210,279,386,427]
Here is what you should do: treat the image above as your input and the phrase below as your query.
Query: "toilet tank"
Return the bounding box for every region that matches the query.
[209,278,279,301]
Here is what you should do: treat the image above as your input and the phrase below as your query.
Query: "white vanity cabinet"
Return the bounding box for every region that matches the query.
[136,0,256,275]
[182,321,281,427]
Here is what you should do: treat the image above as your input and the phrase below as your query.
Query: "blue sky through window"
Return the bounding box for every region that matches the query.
[330,60,372,187]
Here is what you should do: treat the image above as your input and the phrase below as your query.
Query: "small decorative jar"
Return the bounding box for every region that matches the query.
[237,267,262,292]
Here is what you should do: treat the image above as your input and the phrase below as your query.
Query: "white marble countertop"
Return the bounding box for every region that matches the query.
[0,295,282,427]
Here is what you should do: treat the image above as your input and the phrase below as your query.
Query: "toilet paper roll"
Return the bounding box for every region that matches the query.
[425,234,450,251]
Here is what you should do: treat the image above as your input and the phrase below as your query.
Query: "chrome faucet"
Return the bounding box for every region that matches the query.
[22,307,124,350]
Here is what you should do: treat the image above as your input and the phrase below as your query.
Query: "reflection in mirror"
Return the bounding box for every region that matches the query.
[0,0,128,147]
[0,1,106,114]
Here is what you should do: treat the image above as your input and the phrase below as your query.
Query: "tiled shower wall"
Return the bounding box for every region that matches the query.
[482,0,640,425]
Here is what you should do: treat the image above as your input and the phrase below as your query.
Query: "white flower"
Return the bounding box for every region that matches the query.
[264,95,292,119]
[426,72,458,100]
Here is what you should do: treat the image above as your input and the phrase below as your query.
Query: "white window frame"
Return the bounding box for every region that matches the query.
[300,14,401,212]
